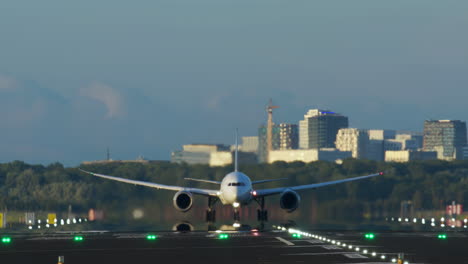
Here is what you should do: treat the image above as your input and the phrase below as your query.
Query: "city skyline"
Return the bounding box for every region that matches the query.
[1,1,467,165]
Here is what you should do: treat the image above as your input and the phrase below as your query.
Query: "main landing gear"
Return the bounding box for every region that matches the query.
[256,197,268,222]
[206,196,218,222]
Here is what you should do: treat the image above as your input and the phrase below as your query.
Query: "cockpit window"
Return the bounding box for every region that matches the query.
[228,182,245,186]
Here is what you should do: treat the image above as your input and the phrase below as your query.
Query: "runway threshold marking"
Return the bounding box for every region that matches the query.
[343,253,368,259]
[306,239,323,244]
[275,237,294,246]
[321,245,342,250]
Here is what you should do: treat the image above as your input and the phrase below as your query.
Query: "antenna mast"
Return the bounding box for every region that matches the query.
[266,99,279,163]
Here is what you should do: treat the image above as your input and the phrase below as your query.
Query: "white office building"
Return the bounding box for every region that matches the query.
[335,128,369,159]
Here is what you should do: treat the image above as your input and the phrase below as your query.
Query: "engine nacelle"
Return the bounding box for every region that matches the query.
[173,191,193,212]
[279,190,300,213]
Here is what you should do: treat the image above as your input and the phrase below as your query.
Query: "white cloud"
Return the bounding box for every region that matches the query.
[80,82,125,118]
[0,74,17,91]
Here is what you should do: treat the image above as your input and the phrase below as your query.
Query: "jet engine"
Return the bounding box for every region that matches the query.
[279,190,300,212]
[173,191,193,212]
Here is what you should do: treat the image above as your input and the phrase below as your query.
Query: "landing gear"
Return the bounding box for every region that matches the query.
[206,196,218,222]
[233,210,240,221]
[256,197,268,222]
[257,210,268,222]
[206,209,216,222]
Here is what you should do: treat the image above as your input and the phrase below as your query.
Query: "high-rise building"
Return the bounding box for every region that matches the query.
[279,123,298,150]
[335,128,369,159]
[423,120,467,160]
[299,109,348,149]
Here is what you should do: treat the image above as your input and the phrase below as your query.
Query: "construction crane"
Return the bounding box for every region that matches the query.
[266,99,279,163]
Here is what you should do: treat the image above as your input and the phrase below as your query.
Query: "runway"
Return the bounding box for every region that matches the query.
[0,227,467,264]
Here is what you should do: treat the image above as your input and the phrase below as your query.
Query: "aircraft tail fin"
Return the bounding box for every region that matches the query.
[235,129,239,172]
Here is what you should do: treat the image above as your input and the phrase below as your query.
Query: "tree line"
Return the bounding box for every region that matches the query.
[0,159,467,217]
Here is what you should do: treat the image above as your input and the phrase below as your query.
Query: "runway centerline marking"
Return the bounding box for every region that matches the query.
[275,237,294,246]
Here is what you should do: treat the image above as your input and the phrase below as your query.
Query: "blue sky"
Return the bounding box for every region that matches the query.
[0,0,467,166]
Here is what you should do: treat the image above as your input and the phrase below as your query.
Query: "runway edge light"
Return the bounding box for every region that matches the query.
[146,234,157,240]
[437,234,447,240]
[218,234,229,239]
[73,235,84,242]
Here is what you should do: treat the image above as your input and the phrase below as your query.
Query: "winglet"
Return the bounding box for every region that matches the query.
[235,128,239,172]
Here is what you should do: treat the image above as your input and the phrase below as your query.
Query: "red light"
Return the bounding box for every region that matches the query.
[379,172,384,175]
[253,232,259,236]
[252,191,257,196]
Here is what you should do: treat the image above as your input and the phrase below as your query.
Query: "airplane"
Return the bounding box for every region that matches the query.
[79,141,383,222]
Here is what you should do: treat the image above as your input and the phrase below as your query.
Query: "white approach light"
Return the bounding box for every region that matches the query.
[372,252,376,256]
[398,218,402,222]
[28,226,33,230]
[404,261,409,264]
[392,258,397,263]
[363,249,368,254]
[381,255,386,260]
[355,247,360,251]
[233,202,240,208]
[348,245,353,249]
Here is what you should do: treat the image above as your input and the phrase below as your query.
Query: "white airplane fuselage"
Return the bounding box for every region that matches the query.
[219,171,254,207]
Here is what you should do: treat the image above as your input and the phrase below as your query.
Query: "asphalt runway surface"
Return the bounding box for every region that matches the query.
[0,227,467,264]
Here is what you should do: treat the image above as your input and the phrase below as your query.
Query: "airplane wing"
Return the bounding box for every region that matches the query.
[255,172,383,197]
[184,178,221,184]
[79,169,219,196]
[252,178,288,185]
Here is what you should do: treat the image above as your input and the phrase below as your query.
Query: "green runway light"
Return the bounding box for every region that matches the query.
[437,234,447,240]
[1,237,11,244]
[364,233,375,240]
[146,235,157,240]
[218,234,229,239]
[73,236,84,242]
[292,233,302,238]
